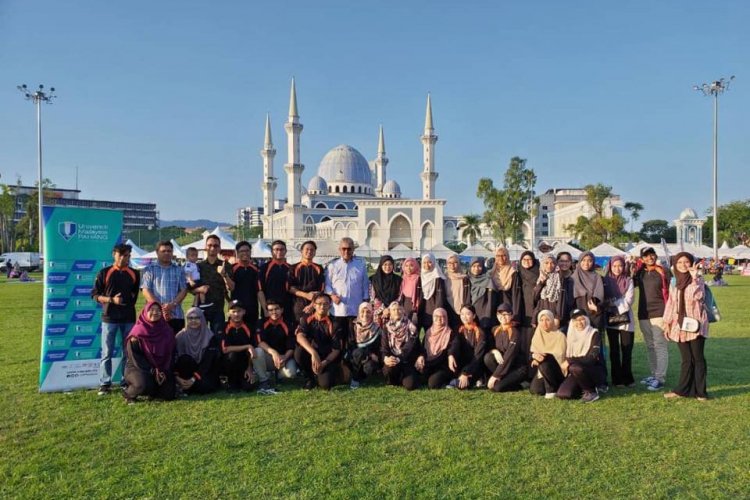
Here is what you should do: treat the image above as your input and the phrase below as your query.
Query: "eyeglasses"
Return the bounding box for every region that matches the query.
[340,247,353,252]
[187,316,201,321]
[314,302,330,306]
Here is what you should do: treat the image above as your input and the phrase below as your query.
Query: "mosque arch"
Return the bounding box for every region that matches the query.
[304,216,315,238]
[366,222,380,248]
[443,221,458,242]
[420,221,435,251]
[335,186,340,193]
[343,186,348,193]
[335,203,347,210]
[333,223,345,241]
[388,214,413,250]
[315,202,328,209]
[320,216,332,223]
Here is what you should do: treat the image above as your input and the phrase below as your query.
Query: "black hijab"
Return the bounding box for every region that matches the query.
[518,251,540,290]
[371,255,402,306]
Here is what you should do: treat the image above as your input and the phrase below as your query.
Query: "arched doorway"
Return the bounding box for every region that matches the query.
[420,222,434,251]
[388,214,412,250]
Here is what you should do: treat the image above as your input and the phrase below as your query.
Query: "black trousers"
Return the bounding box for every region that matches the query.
[519,326,535,363]
[483,352,527,392]
[294,345,339,390]
[607,328,635,386]
[420,358,452,390]
[174,355,219,395]
[168,319,185,336]
[333,316,356,350]
[223,351,254,391]
[123,367,176,400]
[203,310,226,335]
[350,347,379,383]
[529,357,565,395]
[674,336,708,398]
[557,363,599,399]
[383,362,419,391]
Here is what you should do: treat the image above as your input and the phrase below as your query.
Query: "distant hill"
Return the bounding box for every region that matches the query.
[160,219,232,229]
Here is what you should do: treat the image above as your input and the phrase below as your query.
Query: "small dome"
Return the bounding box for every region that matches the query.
[382,180,401,197]
[317,145,372,185]
[307,175,328,194]
[679,207,698,220]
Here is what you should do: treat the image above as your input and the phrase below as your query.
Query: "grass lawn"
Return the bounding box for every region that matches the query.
[1,273,749,500]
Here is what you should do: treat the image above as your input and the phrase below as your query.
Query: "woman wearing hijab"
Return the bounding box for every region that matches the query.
[415,308,456,389]
[447,305,487,389]
[174,307,222,395]
[603,255,636,387]
[572,251,606,332]
[555,251,577,331]
[416,253,447,333]
[370,255,402,326]
[444,254,470,330]
[399,258,420,322]
[518,250,540,363]
[662,252,709,400]
[534,255,567,326]
[529,310,567,398]
[484,303,527,392]
[467,257,496,331]
[557,309,605,402]
[123,302,177,403]
[349,302,383,389]
[381,301,420,390]
[490,247,522,325]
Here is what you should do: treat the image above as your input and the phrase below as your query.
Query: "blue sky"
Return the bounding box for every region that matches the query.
[1,1,747,225]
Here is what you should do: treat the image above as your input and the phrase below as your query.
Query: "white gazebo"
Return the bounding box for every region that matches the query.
[589,243,627,258]
[389,244,419,260]
[460,243,494,259]
[551,243,582,260]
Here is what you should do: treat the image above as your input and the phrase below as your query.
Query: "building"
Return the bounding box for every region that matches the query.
[237,199,287,228]
[534,188,624,246]
[9,185,159,233]
[260,79,453,252]
[674,207,706,246]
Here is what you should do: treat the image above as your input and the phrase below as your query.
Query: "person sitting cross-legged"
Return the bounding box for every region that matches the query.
[174,307,222,395]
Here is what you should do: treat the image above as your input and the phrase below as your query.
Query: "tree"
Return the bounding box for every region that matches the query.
[476,157,537,244]
[458,214,482,246]
[564,183,627,248]
[0,184,18,253]
[638,219,677,243]
[703,200,750,247]
[14,179,57,252]
[624,201,644,233]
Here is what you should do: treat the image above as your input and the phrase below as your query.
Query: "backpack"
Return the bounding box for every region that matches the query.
[670,277,721,323]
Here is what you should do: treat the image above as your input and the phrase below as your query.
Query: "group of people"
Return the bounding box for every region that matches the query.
[90,236,710,404]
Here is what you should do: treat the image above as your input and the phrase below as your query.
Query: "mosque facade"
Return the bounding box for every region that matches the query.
[260,79,462,251]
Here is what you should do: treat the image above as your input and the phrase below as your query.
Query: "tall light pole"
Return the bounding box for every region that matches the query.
[694,76,734,261]
[17,84,57,254]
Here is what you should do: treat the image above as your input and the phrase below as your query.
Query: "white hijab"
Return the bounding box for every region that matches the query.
[567,314,597,358]
[420,252,446,301]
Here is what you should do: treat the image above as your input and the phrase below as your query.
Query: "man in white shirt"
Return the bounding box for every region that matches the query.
[325,237,369,351]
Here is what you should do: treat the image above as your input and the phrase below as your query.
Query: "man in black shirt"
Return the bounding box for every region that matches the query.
[295,292,342,390]
[253,300,296,394]
[288,240,325,324]
[198,234,235,334]
[259,240,292,323]
[633,246,672,391]
[91,243,140,395]
[231,241,262,326]
[221,300,256,391]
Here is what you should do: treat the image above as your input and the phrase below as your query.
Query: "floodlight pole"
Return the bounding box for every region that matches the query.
[694,76,734,261]
[17,84,57,254]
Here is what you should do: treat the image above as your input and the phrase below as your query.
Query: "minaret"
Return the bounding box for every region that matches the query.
[374,124,389,197]
[284,77,304,207]
[420,93,438,199]
[260,113,277,221]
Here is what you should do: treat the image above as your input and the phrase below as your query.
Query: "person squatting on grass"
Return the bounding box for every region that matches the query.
[381,301,420,390]
[252,300,297,395]
[446,305,487,390]
[295,292,342,391]
[174,307,222,395]
[415,308,455,390]
[220,300,257,392]
[484,303,527,393]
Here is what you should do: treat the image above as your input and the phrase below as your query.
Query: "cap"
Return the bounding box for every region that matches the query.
[228,300,245,311]
[570,308,588,319]
[496,303,513,314]
[640,246,657,257]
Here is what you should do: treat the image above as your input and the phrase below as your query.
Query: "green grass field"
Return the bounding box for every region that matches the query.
[1,274,749,500]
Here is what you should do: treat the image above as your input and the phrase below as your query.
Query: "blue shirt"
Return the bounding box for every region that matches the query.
[141,262,188,319]
[325,257,370,317]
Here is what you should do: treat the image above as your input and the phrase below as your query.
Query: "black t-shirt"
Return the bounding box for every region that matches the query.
[91,265,140,323]
[288,261,325,311]
[636,266,672,320]
[221,323,255,352]
[297,314,342,359]
[255,318,295,354]
[198,258,233,314]
[260,260,292,308]
[231,262,261,320]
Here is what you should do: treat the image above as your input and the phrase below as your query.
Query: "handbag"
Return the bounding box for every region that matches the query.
[607,309,629,326]
[680,317,700,333]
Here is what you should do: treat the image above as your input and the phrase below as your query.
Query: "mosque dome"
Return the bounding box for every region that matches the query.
[382,180,402,198]
[679,207,699,220]
[307,175,328,194]
[317,145,373,185]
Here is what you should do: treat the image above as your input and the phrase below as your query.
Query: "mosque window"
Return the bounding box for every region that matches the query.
[343,186,348,193]
[335,186,340,193]
[358,186,362,194]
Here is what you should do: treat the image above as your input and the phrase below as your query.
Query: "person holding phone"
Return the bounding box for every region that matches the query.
[198,234,235,334]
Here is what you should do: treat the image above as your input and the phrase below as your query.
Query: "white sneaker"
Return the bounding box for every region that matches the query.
[445,379,458,389]
[544,392,557,399]
[640,376,655,385]
[350,380,361,390]
[475,379,486,388]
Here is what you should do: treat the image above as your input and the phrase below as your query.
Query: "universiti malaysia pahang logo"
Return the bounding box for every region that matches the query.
[58,221,78,242]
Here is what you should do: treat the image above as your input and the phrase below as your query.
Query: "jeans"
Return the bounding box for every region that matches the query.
[639,318,669,383]
[99,321,134,386]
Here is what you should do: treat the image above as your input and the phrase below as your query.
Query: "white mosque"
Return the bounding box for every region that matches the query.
[260,78,463,252]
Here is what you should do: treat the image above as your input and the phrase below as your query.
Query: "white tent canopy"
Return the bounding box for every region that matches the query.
[506,243,529,262]
[589,243,627,258]
[355,243,382,260]
[550,243,583,260]
[460,243,494,259]
[428,243,455,260]
[389,244,419,260]
[181,226,237,253]
[124,239,147,257]
[170,239,185,259]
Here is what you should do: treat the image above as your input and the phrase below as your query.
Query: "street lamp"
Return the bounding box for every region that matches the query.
[17,84,57,254]
[694,76,734,261]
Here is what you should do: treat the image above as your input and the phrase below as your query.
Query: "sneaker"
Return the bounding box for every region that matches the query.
[125,397,137,405]
[582,391,600,403]
[640,376,655,385]
[350,380,361,390]
[303,379,316,391]
[445,379,458,389]
[475,379,486,389]
[647,379,665,391]
[259,387,280,395]
[597,385,609,394]
[544,392,557,399]
[520,381,531,390]
[98,385,111,396]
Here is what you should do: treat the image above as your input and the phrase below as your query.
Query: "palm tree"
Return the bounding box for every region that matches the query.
[624,201,644,235]
[458,214,482,246]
